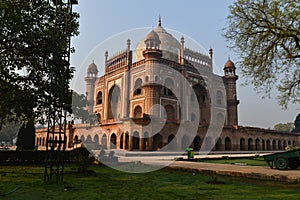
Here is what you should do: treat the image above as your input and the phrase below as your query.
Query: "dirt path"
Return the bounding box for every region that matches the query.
[168,161,300,183]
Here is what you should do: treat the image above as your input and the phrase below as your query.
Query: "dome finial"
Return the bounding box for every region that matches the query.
[158,15,161,27]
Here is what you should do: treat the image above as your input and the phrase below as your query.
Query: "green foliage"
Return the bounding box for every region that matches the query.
[16,122,35,150]
[0,120,21,142]
[0,0,79,127]
[71,92,89,123]
[292,113,300,132]
[71,91,99,125]
[69,147,95,173]
[274,122,294,132]
[224,0,300,107]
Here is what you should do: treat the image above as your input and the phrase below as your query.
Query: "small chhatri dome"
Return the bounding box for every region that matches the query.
[224,58,237,76]
[87,61,98,74]
[144,30,161,50]
[224,59,235,69]
[145,30,160,41]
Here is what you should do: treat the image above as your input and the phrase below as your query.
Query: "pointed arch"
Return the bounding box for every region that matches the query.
[240,138,245,151]
[216,91,223,105]
[255,139,260,151]
[125,132,129,150]
[163,78,174,96]
[94,134,99,144]
[102,134,107,149]
[272,140,276,150]
[164,105,175,121]
[110,133,117,149]
[248,138,253,151]
[225,137,231,151]
[181,135,189,150]
[168,134,177,150]
[215,138,222,151]
[266,139,271,150]
[153,133,162,150]
[96,91,103,104]
[134,106,142,118]
[120,133,124,149]
[134,78,142,95]
[133,131,140,150]
[80,135,85,143]
[193,136,201,151]
[143,132,149,151]
[107,85,121,120]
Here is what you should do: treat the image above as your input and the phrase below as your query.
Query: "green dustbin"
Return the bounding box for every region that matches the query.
[186,148,194,159]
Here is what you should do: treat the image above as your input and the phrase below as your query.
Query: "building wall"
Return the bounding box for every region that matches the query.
[35,123,300,152]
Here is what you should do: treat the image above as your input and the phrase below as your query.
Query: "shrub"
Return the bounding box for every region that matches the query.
[69,147,95,172]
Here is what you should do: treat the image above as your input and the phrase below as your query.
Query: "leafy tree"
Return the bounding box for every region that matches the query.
[274,122,294,132]
[72,91,89,123]
[224,0,300,107]
[71,91,99,125]
[16,122,35,150]
[0,0,79,129]
[292,113,300,132]
[0,120,21,143]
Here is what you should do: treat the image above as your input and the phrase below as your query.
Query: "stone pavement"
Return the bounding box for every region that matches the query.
[114,152,300,183]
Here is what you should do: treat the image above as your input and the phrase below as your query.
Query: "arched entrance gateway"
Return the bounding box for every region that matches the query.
[255,139,260,151]
[153,133,162,150]
[215,138,222,151]
[240,138,245,151]
[110,133,116,149]
[168,134,177,150]
[225,137,231,151]
[120,133,124,149]
[193,136,201,151]
[143,132,149,150]
[107,85,121,120]
[133,132,140,150]
[102,134,107,149]
[181,135,189,150]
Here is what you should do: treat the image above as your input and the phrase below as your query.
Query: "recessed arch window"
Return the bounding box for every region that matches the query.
[96,91,102,104]
[217,113,224,125]
[134,78,142,95]
[133,105,142,118]
[216,91,223,105]
[108,85,121,120]
[193,84,207,104]
[164,105,175,120]
[164,78,174,96]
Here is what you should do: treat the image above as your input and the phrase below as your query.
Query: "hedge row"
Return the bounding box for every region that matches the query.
[0,147,92,165]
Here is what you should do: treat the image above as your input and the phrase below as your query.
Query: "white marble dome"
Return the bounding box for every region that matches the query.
[134,20,181,62]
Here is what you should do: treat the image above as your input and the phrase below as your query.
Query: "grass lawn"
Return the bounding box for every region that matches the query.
[0,163,300,200]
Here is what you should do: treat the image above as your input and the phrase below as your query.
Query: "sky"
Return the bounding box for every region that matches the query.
[69,0,299,129]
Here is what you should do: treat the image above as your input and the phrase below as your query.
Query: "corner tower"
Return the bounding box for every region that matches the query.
[85,61,98,114]
[223,59,239,126]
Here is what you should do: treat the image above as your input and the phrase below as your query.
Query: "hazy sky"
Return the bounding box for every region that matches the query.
[70,0,299,129]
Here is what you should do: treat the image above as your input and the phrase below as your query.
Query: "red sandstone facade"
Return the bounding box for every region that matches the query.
[35,19,300,152]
